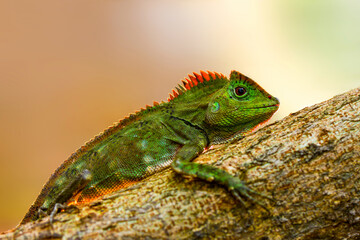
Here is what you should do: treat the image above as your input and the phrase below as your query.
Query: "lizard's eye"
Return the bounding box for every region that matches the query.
[234,87,247,97]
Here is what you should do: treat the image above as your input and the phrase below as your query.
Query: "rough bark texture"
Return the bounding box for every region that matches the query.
[2,88,360,240]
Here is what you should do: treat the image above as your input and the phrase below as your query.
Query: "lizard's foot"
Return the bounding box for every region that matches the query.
[40,203,79,225]
[49,203,66,224]
[227,177,273,212]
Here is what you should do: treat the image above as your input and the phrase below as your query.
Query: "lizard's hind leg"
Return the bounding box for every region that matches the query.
[45,169,92,224]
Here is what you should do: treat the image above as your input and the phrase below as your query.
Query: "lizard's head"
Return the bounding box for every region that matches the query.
[205,70,279,132]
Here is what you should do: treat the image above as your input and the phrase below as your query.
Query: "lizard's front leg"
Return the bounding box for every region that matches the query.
[171,139,272,210]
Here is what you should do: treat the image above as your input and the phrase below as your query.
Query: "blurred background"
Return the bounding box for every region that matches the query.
[0,0,359,231]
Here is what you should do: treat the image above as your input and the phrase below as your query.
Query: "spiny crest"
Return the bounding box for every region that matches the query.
[60,71,227,172]
[167,70,227,101]
[90,71,227,143]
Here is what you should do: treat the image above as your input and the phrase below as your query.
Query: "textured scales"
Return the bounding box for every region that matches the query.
[21,70,279,224]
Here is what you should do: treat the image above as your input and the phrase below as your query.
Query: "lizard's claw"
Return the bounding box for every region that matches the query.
[228,178,273,213]
[49,203,66,225]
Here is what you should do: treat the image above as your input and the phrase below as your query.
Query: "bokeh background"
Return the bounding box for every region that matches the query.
[0,0,359,231]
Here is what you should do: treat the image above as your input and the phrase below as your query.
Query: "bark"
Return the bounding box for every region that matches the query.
[2,88,360,240]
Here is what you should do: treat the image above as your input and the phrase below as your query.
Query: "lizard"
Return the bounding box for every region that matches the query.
[20,70,279,224]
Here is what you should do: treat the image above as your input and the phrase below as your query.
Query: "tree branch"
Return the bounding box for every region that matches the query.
[3,88,360,239]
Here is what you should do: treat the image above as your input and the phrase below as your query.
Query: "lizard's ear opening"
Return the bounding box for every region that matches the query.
[204,92,235,127]
[205,95,223,126]
[209,101,220,113]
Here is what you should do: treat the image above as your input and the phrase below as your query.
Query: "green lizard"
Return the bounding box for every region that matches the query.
[21,70,279,224]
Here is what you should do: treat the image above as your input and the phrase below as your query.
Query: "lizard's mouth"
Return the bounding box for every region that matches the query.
[243,104,279,109]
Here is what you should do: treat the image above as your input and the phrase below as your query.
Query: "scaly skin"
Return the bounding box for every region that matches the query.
[21,70,279,224]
